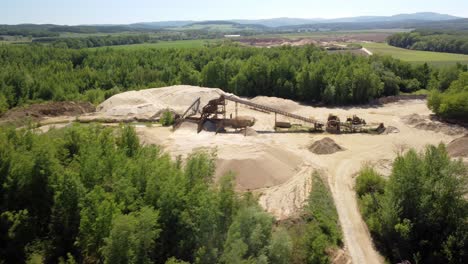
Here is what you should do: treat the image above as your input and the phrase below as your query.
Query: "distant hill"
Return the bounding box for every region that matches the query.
[129,21,195,29]
[277,18,468,32]
[127,12,462,29]
[321,12,460,23]
[1,12,465,37]
[231,18,325,27]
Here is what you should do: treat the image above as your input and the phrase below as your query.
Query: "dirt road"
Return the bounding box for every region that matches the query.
[328,158,384,263]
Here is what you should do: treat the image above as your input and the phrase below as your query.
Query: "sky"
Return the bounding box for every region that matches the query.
[2,0,467,25]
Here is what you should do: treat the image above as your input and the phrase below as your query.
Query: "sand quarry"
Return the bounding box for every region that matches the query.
[38,85,467,264]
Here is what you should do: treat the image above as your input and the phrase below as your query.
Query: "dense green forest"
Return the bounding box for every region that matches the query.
[0,24,144,37]
[427,67,468,121]
[356,145,467,263]
[0,44,433,113]
[387,30,468,54]
[0,124,341,264]
[33,34,152,49]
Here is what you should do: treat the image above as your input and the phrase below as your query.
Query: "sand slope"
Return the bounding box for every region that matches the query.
[97,85,233,119]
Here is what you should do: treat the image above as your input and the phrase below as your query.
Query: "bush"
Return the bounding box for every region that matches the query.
[159,110,175,126]
[355,166,386,198]
[428,72,468,121]
[83,89,105,105]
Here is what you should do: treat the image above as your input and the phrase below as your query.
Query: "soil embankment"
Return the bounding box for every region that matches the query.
[0,101,95,125]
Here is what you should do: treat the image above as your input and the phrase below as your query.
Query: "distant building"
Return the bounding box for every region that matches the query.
[224,35,241,38]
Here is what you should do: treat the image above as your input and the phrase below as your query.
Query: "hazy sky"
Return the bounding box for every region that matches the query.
[2,0,467,25]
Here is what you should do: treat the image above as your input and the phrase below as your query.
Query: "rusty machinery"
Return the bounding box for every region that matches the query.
[326,114,384,133]
[175,95,384,134]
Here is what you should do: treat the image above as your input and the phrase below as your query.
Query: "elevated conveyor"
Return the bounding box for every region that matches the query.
[223,95,319,125]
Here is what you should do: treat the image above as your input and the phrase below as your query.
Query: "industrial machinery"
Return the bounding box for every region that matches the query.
[326,114,341,133]
[174,95,384,135]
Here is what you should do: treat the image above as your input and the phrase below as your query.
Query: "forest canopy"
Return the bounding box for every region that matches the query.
[356,145,468,263]
[387,29,468,54]
[0,44,432,112]
[0,124,342,264]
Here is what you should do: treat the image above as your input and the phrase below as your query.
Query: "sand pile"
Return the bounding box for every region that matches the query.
[96,85,233,119]
[309,137,344,155]
[447,134,468,157]
[250,96,302,112]
[402,114,466,136]
[215,145,303,190]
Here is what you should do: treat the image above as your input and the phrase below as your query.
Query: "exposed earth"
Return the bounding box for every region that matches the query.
[0,101,95,125]
[19,85,467,264]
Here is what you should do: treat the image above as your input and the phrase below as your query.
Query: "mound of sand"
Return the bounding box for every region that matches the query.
[215,144,304,190]
[97,85,234,119]
[447,134,468,157]
[250,96,302,112]
[402,114,466,136]
[402,113,426,124]
[309,137,344,155]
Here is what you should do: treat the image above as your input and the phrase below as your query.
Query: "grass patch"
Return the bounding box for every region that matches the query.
[361,42,468,66]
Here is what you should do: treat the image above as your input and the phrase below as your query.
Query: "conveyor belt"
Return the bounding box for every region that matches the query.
[224,95,318,124]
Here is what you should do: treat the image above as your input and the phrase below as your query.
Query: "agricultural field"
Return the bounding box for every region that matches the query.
[361,42,468,66]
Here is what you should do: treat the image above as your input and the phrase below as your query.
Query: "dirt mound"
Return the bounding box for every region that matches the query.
[447,135,468,157]
[1,101,95,124]
[402,113,426,124]
[309,137,344,155]
[216,144,304,190]
[402,114,466,136]
[97,85,233,119]
[250,96,302,112]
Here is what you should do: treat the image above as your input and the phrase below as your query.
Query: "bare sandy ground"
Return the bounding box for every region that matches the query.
[40,86,467,264]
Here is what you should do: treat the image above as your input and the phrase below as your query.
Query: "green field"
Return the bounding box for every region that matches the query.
[362,42,468,66]
[93,39,218,50]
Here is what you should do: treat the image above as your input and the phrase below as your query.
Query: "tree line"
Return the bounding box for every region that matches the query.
[0,44,433,113]
[387,30,468,54]
[0,124,342,264]
[33,34,152,49]
[356,144,467,263]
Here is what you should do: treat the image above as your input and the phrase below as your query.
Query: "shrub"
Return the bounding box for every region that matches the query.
[355,166,386,198]
[159,110,175,126]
